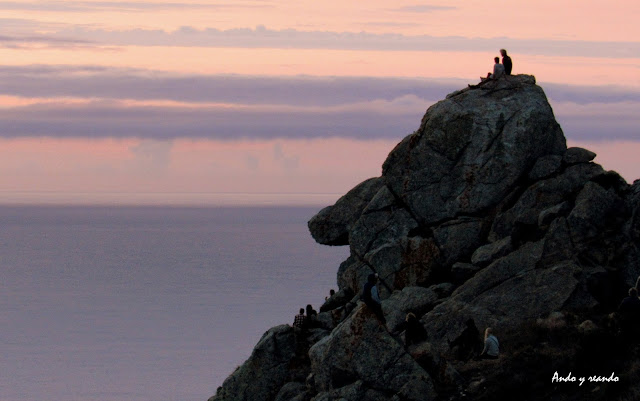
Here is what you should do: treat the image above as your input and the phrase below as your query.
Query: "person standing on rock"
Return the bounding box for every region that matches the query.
[479,327,499,359]
[306,304,319,328]
[362,273,386,325]
[500,49,512,75]
[293,308,307,329]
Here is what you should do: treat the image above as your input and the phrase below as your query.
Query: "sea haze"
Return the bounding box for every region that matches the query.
[0,205,349,401]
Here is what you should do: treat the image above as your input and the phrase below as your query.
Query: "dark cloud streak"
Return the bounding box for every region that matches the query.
[2,99,638,142]
[0,34,97,49]
[392,5,456,12]
[3,66,640,106]
[1,103,420,140]
[0,66,460,106]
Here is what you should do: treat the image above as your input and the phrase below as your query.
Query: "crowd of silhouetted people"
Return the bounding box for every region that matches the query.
[292,271,501,362]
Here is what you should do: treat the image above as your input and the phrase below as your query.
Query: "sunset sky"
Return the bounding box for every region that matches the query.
[1,0,638,205]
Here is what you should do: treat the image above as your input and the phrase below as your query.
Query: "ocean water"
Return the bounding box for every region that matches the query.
[0,206,349,401]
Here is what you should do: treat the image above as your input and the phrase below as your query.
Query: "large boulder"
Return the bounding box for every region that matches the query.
[433,217,486,267]
[309,177,384,245]
[209,325,304,401]
[567,181,625,245]
[422,241,584,352]
[489,162,605,241]
[382,286,442,332]
[337,185,441,296]
[381,75,566,226]
[309,305,437,401]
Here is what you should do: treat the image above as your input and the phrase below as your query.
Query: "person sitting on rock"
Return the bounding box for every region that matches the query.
[448,318,481,360]
[403,312,429,346]
[500,49,512,75]
[293,308,307,329]
[479,327,500,359]
[362,273,386,325]
[325,289,336,301]
[488,57,505,80]
[469,57,505,88]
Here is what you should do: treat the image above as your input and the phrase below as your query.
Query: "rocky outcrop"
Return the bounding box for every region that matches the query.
[309,305,437,401]
[308,178,384,245]
[210,325,316,401]
[209,75,640,401]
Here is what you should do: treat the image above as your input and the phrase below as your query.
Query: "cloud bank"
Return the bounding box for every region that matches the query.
[2,66,639,105]
[1,66,638,141]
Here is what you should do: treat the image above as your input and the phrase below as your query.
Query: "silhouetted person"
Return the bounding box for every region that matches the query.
[362,273,386,324]
[306,304,317,317]
[618,287,640,335]
[479,327,500,359]
[293,308,307,329]
[306,304,319,328]
[500,49,512,75]
[448,318,480,360]
[403,312,428,346]
[325,289,335,301]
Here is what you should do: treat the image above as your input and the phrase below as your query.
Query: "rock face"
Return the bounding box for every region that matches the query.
[209,75,640,401]
[309,305,437,401]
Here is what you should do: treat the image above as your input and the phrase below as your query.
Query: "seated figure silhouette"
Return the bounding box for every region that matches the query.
[362,273,386,325]
[403,312,428,346]
[501,49,513,75]
[448,318,480,360]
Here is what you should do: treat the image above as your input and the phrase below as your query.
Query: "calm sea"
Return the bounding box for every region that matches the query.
[0,205,349,401]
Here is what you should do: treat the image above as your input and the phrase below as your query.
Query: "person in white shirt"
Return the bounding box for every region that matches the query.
[469,57,505,88]
[490,57,505,79]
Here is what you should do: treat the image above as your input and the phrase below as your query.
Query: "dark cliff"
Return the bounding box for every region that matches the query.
[210,75,640,401]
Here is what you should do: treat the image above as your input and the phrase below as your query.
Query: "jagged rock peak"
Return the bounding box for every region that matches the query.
[382,74,566,225]
[310,74,566,246]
